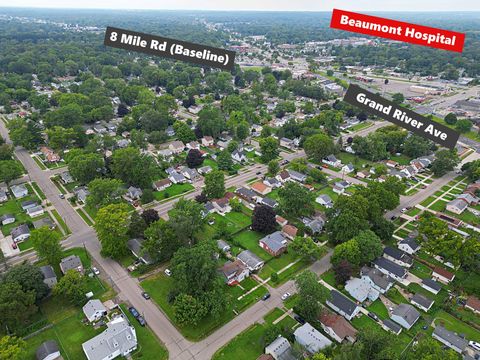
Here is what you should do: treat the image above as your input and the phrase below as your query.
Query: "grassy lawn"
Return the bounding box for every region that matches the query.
[50,177,67,195]
[140,273,266,341]
[120,304,168,360]
[264,307,285,324]
[419,196,436,207]
[32,155,47,170]
[76,208,93,226]
[406,207,421,216]
[409,261,432,279]
[153,183,194,201]
[31,182,46,200]
[268,258,311,287]
[320,270,337,287]
[387,288,408,305]
[367,299,389,320]
[258,250,300,280]
[429,200,447,212]
[0,194,40,235]
[51,209,70,234]
[232,231,271,261]
[337,152,373,168]
[212,324,266,360]
[434,310,480,342]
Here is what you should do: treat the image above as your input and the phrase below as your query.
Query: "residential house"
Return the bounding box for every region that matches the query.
[232,149,248,163]
[319,310,357,343]
[373,257,407,282]
[74,186,90,204]
[385,160,398,168]
[181,167,200,181]
[27,205,45,218]
[216,240,231,253]
[432,326,468,354]
[59,255,84,275]
[294,322,332,354]
[116,139,129,148]
[126,186,142,201]
[237,250,264,271]
[165,126,175,137]
[465,296,480,314]
[280,137,296,149]
[360,267,394,294]
[217,140,230,150]
[0,214,15,226]
[33,217,55,230]
[82,317,137,360]
[170,171,187,184]
[235,187,258,207]
[201,136,214,147]
[383,247,413,268]
[382,319,403,335]
[220,260,250,285]
[169,140,185,154]
[342,163,355,174]
[83,299,108,323]
[40,146,61,163]
[250,124,263,137]
[186,141,200,150]
[158,149,175,160]
[401,165,417,178]
[323,155,341,168]
[250,182,271,195]
[356,170,370,179]
[410,293,434,312]
[316,194,333,208]
[0,189,7,203]
[421,278,442,295]
[432,266,455,284]
[212,197,232,215]
[265,336,296,360]
[276,170,291,183]
[153,179,172,191]
[11,224,30,243]
[282,224,298,240]
[36,340,61,360]
[259,197,278,209]
[326,290,360,321]
[446,198,469,214]
[398,238,420,255]
[333,181,350,195]
[10,184,28,199]
[198,165,213,175]
[21,200,38,211]
[288,169,307,183]
[302,217,325,234]
[60,171,74,184]
[127,238,153,265]
[259,231,288,257]
[39,265,57,288]
[93,124,107,134]
[263,177,281,188]
[276,215,288,227]
[345,277,380,302]
[390,304,420,329]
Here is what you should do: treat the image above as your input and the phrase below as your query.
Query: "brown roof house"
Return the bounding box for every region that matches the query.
[432,266,455,284]
[282,224,298,240]
[465,296,480,314]
[220,260,250,286]
[319,310,357,343]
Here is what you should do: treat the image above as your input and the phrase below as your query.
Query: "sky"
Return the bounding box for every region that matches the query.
[0,0,479,11]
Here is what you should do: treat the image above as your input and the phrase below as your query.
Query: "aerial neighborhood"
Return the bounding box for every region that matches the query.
[0,5,479,360]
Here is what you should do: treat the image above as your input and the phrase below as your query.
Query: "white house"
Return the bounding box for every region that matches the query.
[398,238,420,255]
[10,184,28,199]
[82,299,107,323]
[232,150,247,163]
[294,323,332,354]
[390,304,420,329]
[410,293,434,312]
[323,155,341,168]
[341,163,355,174]
[432,326,468,354]
[316,194,333,208]
[201,136,214,147]
[11,224,30,243]
[26,205,45,218]
[326,290,360,321]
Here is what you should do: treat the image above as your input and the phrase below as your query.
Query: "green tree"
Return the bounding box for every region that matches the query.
[278,182,314,218]
[68,153,104,184]
[7,118,42,150]
[251,205,277,234]
[144,220,180,263]
[31,227,63,266]
[431,149,459,177]
[391,92,404,104]
[3,263,49,302]
[111,147,156,188]
[169,199,206,244]
[173,294,207,326]
[53,270,88,306]
[217,150,234,171]
[173,121,196,143]
[455,119,473,133]
[353,230,383,265]
[86,178,125,209]
[235,121,250,141]
[289,236,323,260]
[461,159,480,181]
[304,133,335,162]
[0,336,26,360]
[0,160,23,185]
[204,170,225,199]
[406,337,458,360]
[331,239,362,266]
[0,282,37,332]
[268,160,280,175]
[197,106,225,138]
[94,203,130,259]
[0,144,13,160]
[444,112,457,125]
[259,137,279,163]
[295,270,329,322]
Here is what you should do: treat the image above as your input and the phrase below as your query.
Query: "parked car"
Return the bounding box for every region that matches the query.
[390,216,397,220]
[11,242,17,250]
[142,292,150,300]
[137,315,146,326]
[164,269,172,276]
[262,293,271,301]
[128,307,140,318]
[256,171,262,175]
[294,315,306,325]
[401,208,407,213]
[92,267,100,275]
[59,193,65,199]
[281,292,291,300]
[367,312,378,321]
[469,341,480,351]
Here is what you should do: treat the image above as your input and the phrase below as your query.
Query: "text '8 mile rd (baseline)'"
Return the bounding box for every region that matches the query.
[104,26,236,70]
[344,84,460,149]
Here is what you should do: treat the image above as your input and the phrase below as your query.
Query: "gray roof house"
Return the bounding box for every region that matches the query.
[410,293,434,312]
[421,278,442,295]
[294,322,332,354]
[382,319,402,335]
[39,265,57,289]
[126,186,143,200]
[302,217,325,234]
[74,186,90,204]
[345,277,380,303]
[36,340,60,360]
[390,304,420,329]
[82,316,137,360]
[33,217,56,230]
[265,336,296,360]
[288,169,307,183]
[360,267,394,294]
[237,250,264,272]
[373,257,407,281]
[11,223,30,243]
[0,189,8,202]
[21,199,38,210]
[398,238,420,255]
[217,240,231,253]
[60,171,74,184]
[59,255,84,275]
[383,247,413,268]
[259,231,288,257]
[0,214,15,226]
[235,187,257,204]
[127,238,153,265]
[10,184,28,199]
[326,290,360,321]
[260,197,278,209]
[83,299,108,323]
[263,177,281,188]
[316,194,333,208]
[432,325,468,353]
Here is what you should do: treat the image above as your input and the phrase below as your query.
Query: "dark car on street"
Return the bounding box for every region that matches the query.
[294,315,306,324]
[128,306,140,318]
[137,315,146,326]
[142,292,151,300]
[262,293,271,301]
